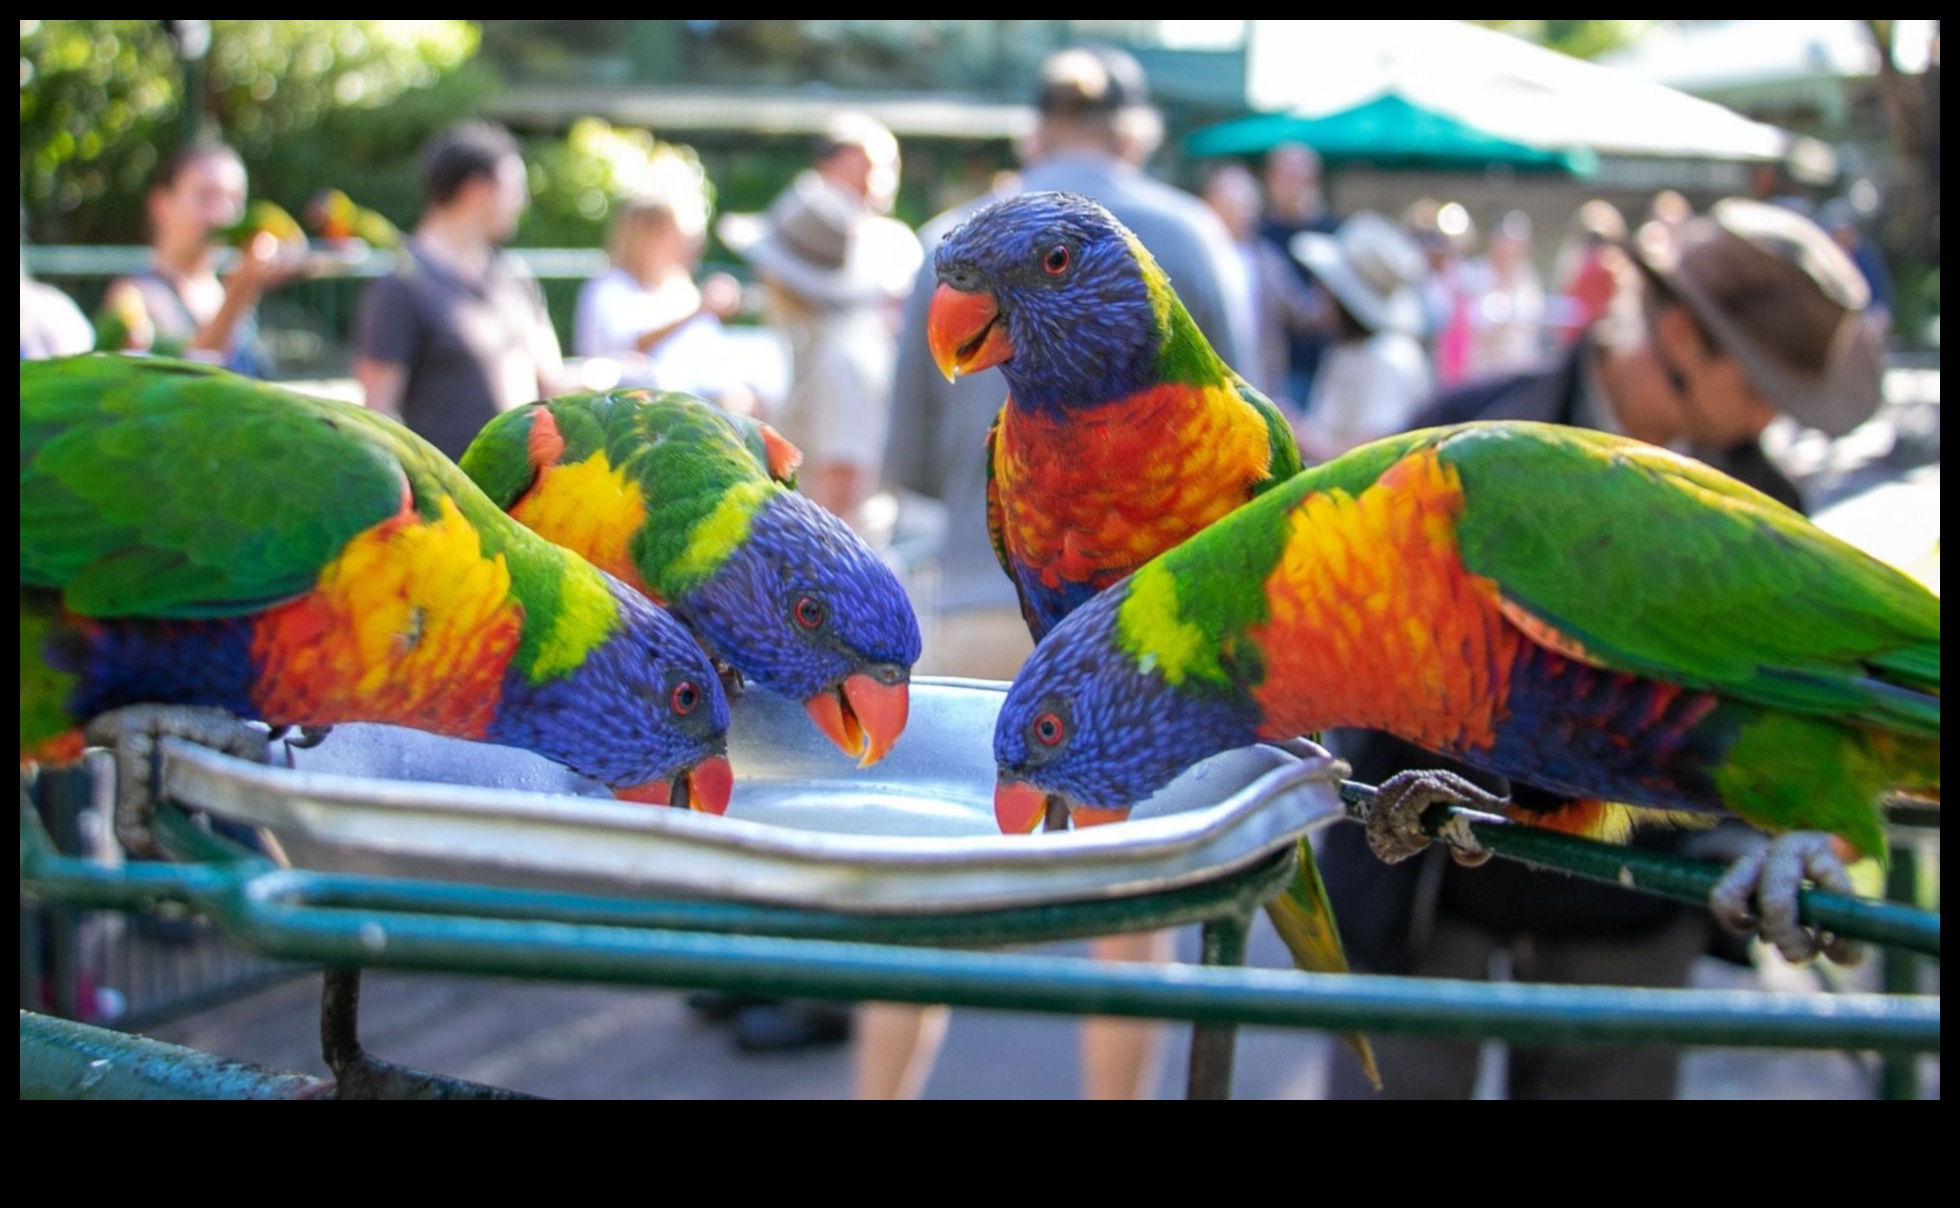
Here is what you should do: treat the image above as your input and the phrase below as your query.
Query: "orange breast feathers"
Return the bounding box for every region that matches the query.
[249,495,526,737]
[993,383,1276,590]
[1247,448,1521,754]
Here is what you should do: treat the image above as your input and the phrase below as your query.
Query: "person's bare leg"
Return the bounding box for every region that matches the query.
[854,1004,951,1099]
[1083,930,1175,1099]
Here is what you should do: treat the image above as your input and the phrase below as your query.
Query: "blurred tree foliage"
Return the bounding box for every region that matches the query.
[21,20,488,244]
[520,117,717,248]
[1473,21,1654,62]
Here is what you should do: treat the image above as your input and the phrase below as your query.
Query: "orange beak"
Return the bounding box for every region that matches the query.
[926,284,1012,381]
[614,754,733,816]
[993,779,1051,834]
[805,673,910,767]
[994,780,1134,834]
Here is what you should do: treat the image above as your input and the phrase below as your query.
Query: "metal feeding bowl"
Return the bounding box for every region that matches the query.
[161,678,1346,915]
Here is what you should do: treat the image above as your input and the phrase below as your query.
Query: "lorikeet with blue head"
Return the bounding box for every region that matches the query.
[926,190,1373,1081]
[21,356,734,853]
[461,390,921,767]
[994,422,1941,963]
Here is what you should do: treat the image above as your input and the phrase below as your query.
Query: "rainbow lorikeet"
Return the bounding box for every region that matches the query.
[218,199,306,250]
[926,190,1373,1081]
[21,356,734,854]
[304,188,401,250]
[993,422,1941,962]
[461,391,920,767]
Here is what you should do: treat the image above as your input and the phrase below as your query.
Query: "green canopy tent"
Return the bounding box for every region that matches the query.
[1186,91,1596,175]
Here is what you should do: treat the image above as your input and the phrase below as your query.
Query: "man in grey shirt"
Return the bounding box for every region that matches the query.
[356,122,565,460]
[865,45,1257,1102]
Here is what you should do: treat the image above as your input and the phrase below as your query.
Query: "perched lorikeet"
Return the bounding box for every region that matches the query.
[305,188,401,250]
[926,190,1373,1081]
[21,356,734,853]
[461,391,921,767]
[218,200,306,250]
[927,192,1301,641]
[993,422,1941,961]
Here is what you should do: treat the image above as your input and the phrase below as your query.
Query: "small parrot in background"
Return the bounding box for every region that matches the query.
[305,188,401,250]
[219,200,306,250]
[22,356,734,854]
[926,190,1373,1083]
[993,422,1941,963]
[461,391,921,767]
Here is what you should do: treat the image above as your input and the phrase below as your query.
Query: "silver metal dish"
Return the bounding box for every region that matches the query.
[163,677,1345,914]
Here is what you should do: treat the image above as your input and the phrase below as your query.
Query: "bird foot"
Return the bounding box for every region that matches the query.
[1365,769,1510,867]
[84,705,268,859]
[1709,832,1862,966]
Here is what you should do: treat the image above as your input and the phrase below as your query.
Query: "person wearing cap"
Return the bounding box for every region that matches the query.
[873,44,1256,1101]
[1288,211,1431,462]
[1317,197,1886,1100]
[721,114,921,527]
[355,122,567,461]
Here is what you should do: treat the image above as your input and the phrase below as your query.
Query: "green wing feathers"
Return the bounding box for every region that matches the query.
[22,356,409,618]
[1441,423,1939,738]
[457,405,546,511]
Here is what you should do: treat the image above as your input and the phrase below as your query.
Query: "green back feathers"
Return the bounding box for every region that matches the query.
[1437,423,1940,735]
[22,356,407,617]
[21,355,619,681]
[468,391,792,598]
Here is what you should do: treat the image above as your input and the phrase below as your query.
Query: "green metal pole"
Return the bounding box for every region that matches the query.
[219,896,1938,1052]
[1879,844,1923,1100]
[1339,782,1942,957]
[20,1011,327,1100]
[1187,913,1250,1100]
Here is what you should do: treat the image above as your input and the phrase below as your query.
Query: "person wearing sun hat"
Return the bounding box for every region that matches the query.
[718,117,922,528]
[1315,195,1888,1100]
[1287,210,1433,461]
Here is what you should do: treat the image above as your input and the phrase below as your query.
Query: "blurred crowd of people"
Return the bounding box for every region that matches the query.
[18,38,1902,1102]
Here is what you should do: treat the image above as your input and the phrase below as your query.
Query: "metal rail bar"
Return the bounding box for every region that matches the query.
[1337,782,1942,958]
[19,806,1938,1054]
[19,1010,328,1100]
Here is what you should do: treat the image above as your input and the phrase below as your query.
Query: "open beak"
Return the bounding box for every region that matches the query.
[614,753,734,816]
[926,284,1012,381]
[805,673,910,767]
[993,779,1134,834]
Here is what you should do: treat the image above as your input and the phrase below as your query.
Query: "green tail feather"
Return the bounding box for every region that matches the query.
[1262,838,1380,1091]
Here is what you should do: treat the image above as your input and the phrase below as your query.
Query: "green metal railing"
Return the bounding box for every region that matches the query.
[1334,781,1941,958]
[18,789,1940,1099]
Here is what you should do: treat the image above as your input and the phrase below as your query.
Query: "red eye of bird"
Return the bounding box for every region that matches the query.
[1043,244,1070,275]
[1032,711,1065,746]
[670,681,701,715]
[794,596,826,630]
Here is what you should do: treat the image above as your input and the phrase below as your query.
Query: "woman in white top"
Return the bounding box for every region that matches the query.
[574,192,752,412]
[1289,211,1433,462]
